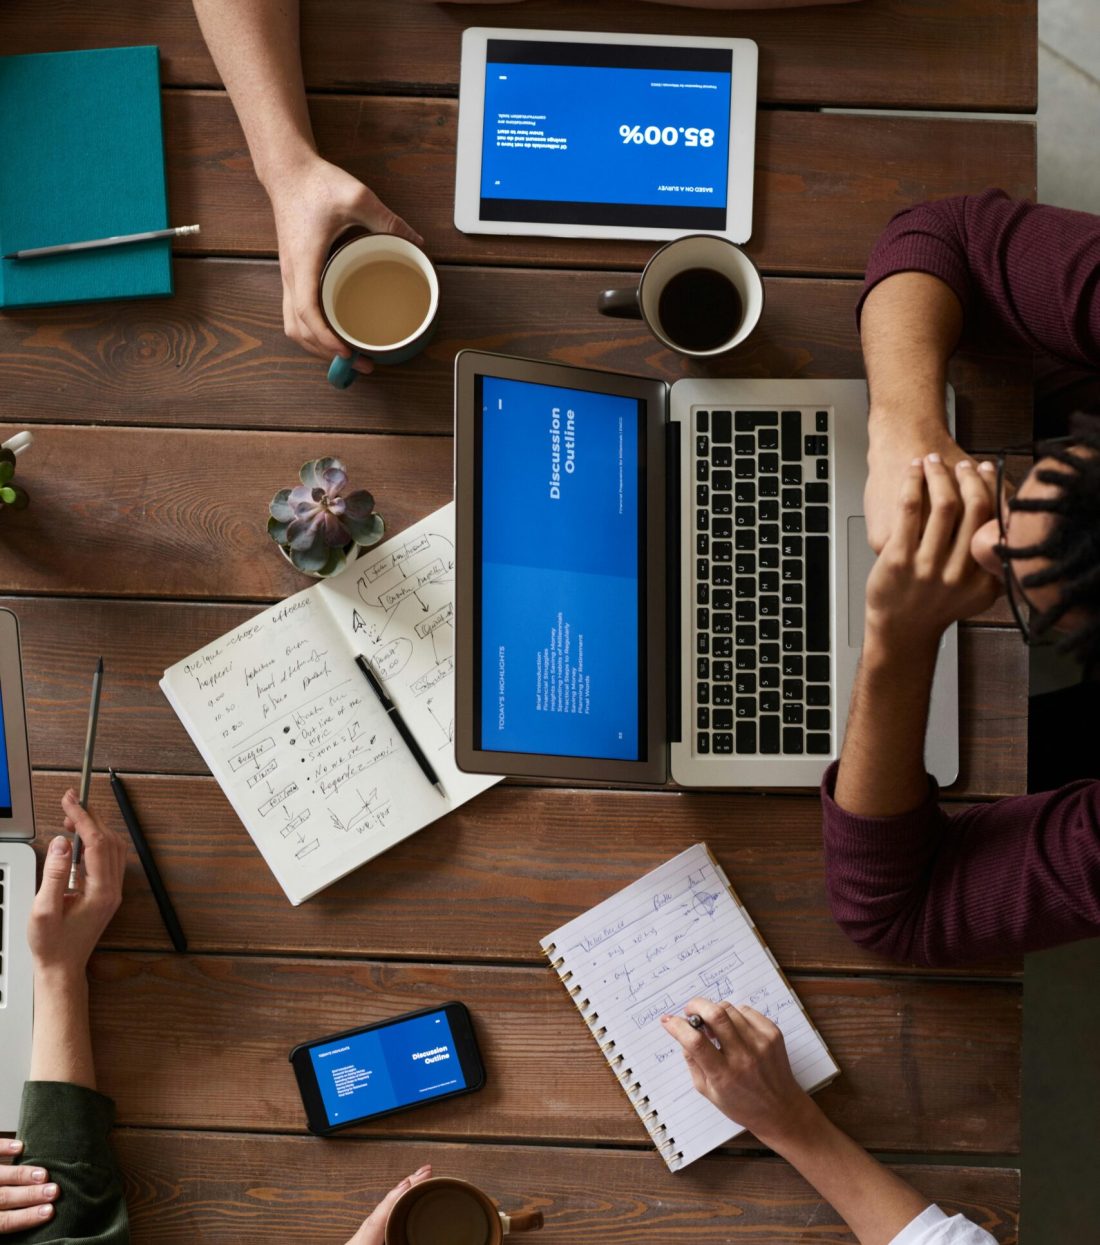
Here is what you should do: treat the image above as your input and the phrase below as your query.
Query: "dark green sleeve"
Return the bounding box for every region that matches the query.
[12,1082,129,1245]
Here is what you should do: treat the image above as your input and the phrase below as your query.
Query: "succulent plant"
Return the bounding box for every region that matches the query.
[0,448,29,513]
[268,457,384,576]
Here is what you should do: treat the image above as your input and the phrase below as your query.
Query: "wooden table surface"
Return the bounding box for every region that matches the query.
[0,3,1035,1241]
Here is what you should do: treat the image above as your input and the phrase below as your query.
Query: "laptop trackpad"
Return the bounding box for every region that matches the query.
[846,516,875,648]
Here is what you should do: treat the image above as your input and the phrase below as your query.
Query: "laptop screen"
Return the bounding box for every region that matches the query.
[474,374,646,761]
[0,682,12,818]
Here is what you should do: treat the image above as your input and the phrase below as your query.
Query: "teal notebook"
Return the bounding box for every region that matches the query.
[0,46,172,309]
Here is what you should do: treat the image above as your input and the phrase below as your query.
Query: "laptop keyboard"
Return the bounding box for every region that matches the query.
[693,408,832,758]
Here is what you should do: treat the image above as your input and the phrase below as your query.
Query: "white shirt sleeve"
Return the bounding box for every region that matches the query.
[889,1205,1000,1245]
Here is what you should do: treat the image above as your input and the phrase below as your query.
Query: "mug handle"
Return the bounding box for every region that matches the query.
[328,351,362,389]
[500,1209,544,1234]
[597,287,642,319]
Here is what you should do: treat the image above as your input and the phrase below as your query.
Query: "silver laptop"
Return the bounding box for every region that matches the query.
[454,355,958,788]
[0,608,36,1131]
[669,378,958,787]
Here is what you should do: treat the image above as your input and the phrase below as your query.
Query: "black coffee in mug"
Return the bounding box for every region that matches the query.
[657,267,744,353]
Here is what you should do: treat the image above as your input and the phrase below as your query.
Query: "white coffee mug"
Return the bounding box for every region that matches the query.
[320,234,439,389]
[598,234,764,357]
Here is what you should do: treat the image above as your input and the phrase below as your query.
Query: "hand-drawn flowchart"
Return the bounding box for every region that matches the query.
[328,526,459,752]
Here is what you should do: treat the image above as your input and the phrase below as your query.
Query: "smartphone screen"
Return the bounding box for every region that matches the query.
[290,1002,485,1134]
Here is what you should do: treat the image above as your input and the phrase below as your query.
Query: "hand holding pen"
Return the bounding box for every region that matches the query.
[29,791,126,973]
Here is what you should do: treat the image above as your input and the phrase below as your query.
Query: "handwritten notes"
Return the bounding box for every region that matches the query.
[161,504,498,905]
[541,843,838,1170]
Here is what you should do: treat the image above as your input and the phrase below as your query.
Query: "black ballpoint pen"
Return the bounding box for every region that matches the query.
[354,655,446,798]
[109,768,188,952]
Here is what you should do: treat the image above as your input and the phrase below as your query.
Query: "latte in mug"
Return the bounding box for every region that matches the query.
[320,234,440,388]
[332,259,432,349]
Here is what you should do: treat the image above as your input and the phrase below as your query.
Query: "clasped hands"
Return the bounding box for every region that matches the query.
[864,452,1001,657]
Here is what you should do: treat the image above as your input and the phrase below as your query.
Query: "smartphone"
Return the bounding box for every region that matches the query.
[289,1002,485,1135]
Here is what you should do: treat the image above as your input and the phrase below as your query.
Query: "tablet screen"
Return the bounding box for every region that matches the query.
[475,374,645,761]
[0,683,11,818]
[480,39,732,231]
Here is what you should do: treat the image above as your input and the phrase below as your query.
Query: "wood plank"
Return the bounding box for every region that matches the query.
[0,261,1033,448]
[12,592,1025,795]
[0,0,1037,112]
[86,953,1021,1153]
[115,1131,1020,1245]
[28,769,1021,976]
[0,425,451,601]
[162,92,1036,277]
[0,425,1032,639]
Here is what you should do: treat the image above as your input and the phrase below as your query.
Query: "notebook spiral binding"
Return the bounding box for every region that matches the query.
[544,943,684,1170]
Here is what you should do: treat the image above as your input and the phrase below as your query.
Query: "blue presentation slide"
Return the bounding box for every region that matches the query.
[481,61,730,209]
[310,1010,466,1126]
[0,683,11,815]
[479,376,641,761]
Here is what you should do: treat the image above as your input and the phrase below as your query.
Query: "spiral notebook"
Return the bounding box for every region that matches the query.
[541,843,839,1170]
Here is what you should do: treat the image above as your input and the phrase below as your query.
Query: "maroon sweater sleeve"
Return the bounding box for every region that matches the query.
[820,762,1100,965]
[856,189,1100,367]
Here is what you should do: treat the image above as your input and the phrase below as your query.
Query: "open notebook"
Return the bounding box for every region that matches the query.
[541,843,838,1170]
[161,503,498,904]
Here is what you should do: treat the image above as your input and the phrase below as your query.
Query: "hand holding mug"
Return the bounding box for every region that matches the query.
[344,1166,433,1245]
[266,156,423,376]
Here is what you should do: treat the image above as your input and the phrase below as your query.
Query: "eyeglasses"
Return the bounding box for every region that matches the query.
[971,437,1075,647]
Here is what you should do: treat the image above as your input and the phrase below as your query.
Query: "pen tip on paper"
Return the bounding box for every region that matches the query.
[434,781,447,799]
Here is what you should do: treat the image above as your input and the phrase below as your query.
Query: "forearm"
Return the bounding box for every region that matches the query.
[861,272,962,444]
[761,1098,929,1245]
[191,0,316,190]
[29,972,96,1090]
[834,633,937,817]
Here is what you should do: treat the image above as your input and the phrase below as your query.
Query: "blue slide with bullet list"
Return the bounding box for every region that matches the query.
[310,1009,466,1126]
[478,376,642,761]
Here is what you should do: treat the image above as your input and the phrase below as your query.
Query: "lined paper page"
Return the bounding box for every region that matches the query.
[541,843,838,1169]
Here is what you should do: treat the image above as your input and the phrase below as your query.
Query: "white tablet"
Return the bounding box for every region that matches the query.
[455,28,758,244]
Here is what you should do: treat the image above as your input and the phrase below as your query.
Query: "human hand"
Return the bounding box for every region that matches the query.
[865,417,969,553]
[864,455,1000,655]
[661,997,811,1146]
[0,1142,58,1232]
[265,156,423,375]
[344,1165,433,1245]
[27,792,126,984]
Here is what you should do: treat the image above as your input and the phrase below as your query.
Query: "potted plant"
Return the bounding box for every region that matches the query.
[0,445,29,513]
[268,457,384,577]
